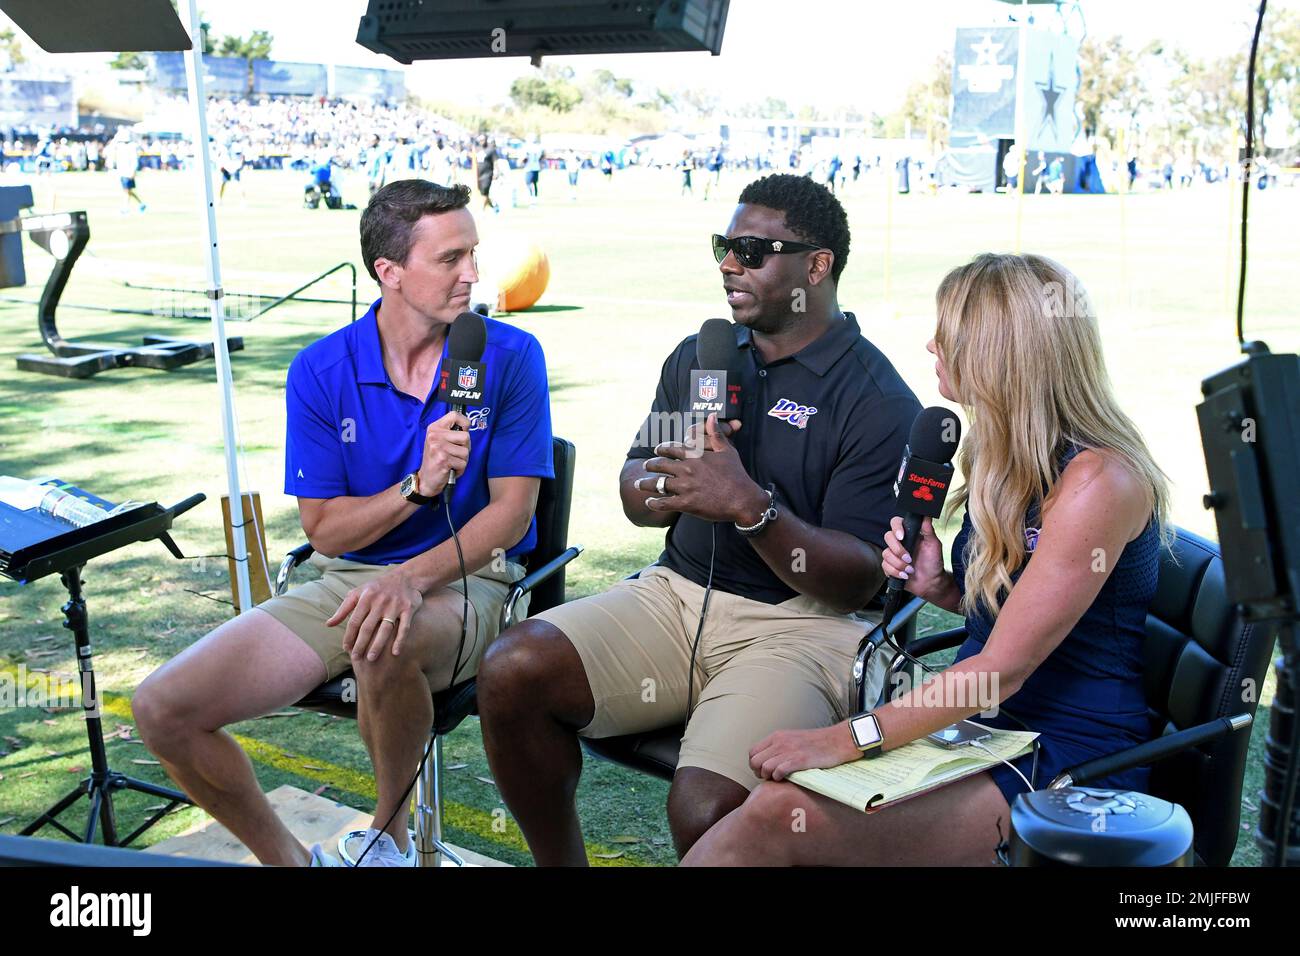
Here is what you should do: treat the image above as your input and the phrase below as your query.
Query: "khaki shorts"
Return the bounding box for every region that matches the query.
[530,565,889,791]
[258,552,527,686]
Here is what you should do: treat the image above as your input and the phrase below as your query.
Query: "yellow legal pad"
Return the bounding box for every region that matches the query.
[788,727,1039,812]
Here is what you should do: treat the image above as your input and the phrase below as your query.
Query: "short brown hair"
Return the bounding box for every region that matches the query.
[360,179,472,282]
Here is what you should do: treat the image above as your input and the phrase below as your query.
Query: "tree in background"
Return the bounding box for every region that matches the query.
[1076,35,1158,148]
[583,68,637,122]
[1168,48,1245,160]
[589,68,634,99]
[0,27,26,70]
[219,28,274,96]
[1254,5,1300,150]
[510,65,583,112]
[895,51,951,152]
[217,29,273,63]
[673,85,721,118]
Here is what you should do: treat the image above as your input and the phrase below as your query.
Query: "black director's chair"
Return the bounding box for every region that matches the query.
[274,436,580,866]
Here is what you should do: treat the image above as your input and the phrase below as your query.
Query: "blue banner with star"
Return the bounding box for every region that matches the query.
[950,27,1081,154]
[1021,30,1080,154]
[951,27,1018,142]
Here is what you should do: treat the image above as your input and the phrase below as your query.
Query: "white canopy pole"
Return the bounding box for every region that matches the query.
[179,0,253,614]
[1013,0,1029,252]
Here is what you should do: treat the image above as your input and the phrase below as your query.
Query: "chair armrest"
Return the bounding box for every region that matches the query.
[1050,714,1253,789]
[500,545,584,630]
[885,594,926,634]
[852,595,930,711]
[275,542,316,596]
[879,620,968,707]
[905,626,969,658]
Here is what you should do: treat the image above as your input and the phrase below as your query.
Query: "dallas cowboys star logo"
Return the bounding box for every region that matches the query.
[1036,52,1064,141]
[972,33,1002,66]
[959,32,1014,94]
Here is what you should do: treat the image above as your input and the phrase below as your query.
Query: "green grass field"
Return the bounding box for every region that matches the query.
[1,165,1294,866]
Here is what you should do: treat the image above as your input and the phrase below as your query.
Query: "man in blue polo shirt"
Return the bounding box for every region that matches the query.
[135,179,552,867]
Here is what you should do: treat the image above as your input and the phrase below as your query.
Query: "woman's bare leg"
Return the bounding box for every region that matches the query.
[682,771,1012,867]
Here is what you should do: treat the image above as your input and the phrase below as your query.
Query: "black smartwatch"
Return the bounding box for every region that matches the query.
[399,472,437,506]
[848,711,885,759]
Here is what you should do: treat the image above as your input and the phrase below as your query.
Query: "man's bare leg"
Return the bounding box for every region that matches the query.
[350,588,476,853]
[477,619,595,866]
[666,767,750,859]
[133,609,327,866]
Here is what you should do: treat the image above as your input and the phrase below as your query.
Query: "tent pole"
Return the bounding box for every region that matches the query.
[1013,0,1029,253]
[180,0,253,614]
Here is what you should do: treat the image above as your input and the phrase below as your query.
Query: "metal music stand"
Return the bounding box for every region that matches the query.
[0,484,205,846]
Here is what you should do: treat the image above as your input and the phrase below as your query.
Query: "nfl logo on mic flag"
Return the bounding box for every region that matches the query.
[438,359,486,406]
[690,368,728,417]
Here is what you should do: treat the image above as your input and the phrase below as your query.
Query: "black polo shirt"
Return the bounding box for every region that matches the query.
[627,312,922,604]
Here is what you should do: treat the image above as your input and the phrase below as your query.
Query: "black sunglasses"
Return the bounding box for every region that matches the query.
[711,234,822,269]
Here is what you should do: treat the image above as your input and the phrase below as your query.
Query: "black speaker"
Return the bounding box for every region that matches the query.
[1009,787,1194,867]
[356,0,730,64]
[1199,352,1300,621]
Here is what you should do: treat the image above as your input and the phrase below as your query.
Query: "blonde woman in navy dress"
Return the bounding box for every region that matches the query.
[683,253,1171,866]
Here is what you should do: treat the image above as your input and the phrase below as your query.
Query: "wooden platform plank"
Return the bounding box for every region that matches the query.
[144,785,508,867]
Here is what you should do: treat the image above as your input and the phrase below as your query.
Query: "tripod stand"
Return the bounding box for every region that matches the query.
[1260,621,1299,866]
[1,486,205,847]
[19,565,191,846]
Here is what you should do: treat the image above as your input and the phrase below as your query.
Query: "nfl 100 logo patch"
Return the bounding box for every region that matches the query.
[767,398,818,430]
[468,407,491,432]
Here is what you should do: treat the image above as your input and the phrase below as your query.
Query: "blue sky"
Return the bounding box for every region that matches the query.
[5,1,1288,114]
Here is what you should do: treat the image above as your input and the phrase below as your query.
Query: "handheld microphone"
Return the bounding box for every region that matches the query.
[685,318,742,722]
[691,318,744,430]
[881,406,962,621]
[435,310,488,487]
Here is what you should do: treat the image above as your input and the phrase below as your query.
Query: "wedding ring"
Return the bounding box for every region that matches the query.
[656,475,668,496]
[380,617,397,626]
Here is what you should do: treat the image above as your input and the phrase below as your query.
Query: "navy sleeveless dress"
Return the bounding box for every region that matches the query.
[949,446,1160,807]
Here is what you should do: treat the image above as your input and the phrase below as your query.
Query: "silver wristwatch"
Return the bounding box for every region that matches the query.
[734,489,778,537]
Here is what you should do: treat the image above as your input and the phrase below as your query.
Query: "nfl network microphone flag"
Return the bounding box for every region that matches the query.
[435,311,488,488]
[441,360,485,405]
[691,318,743,420]
[436,311,488,408]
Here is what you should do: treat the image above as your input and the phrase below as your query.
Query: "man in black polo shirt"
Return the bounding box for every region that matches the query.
[477,174,922,864]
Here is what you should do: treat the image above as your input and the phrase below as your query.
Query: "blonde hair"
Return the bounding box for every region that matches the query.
[935,253,1171,618]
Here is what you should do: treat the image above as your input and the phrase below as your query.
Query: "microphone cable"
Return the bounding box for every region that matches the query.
[685,523,717,720]
[876,632,1042,795]
[1236,0,1266,352]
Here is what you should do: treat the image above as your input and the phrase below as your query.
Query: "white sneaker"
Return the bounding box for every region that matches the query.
[355,828,416,867]
[308,843,344,867]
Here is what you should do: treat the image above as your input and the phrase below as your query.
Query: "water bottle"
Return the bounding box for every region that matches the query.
[38,487,112,528]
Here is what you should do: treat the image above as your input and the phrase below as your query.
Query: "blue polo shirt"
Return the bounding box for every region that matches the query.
[284,300,553,565]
